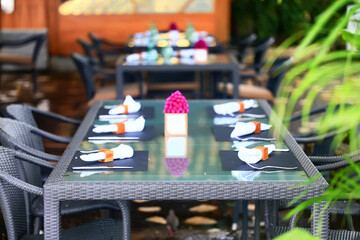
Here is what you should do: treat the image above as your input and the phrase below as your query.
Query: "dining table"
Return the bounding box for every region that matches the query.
[43,99,329,240]
[125,31,224,53]
[116,53,240,99]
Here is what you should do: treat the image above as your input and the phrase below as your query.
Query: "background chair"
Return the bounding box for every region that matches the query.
[265,150,360,239]
[0,146,129,239]
[71,53,146,106]
[77,38,99,66]
[236,33,257,64]
[240,37,275,86]
[88,32,125,69]
[0,33,47,94]
[0,118,129,235]
[218,57,292,101]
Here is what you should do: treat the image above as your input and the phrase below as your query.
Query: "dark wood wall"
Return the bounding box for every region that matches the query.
[1,0,231,56]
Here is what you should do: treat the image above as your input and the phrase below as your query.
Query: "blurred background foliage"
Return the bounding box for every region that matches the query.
[231,0,337,43]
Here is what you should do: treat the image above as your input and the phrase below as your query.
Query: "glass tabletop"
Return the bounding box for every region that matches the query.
[62,100,309,182]
[121,54,236,66]
[127,32,218,48]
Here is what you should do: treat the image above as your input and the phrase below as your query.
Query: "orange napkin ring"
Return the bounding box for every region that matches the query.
[237,102,245,112]
[117,104,129,114]
[254,146,269,160]
[98,149,114,162]
[250,121,261,133]
[112,122,126,134]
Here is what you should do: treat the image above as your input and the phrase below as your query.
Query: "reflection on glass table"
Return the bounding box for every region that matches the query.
[63,100,309,183]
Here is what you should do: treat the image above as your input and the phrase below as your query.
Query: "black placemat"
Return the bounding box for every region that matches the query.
[220,150,301,171]
[87,126,154,141]
[207,105,265,118]
[68,150,149,172]
[98,106,155,119]
[212,126,271,142]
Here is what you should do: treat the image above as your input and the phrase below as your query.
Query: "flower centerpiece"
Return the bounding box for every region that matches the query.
[194,38,208,62]
[164,91,189,136]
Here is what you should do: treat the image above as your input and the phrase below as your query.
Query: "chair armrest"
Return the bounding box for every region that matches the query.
[116,200,131,240]
[31,127,72,144]
[286,106,329,122]
[315,160,355,171]
[31,107,81,125]
[96,47,124,55]
[15,151,56,169]
[0,170,43,196]
[11,140,61,162]
[93,67,116,79]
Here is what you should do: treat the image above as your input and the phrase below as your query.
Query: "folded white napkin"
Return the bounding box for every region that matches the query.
[172,49,195,58]
[92,116,145,133]
[213,100,256,115]
[126,52,147,63]
[108,95,141,115]
[80,144,134,162]
[168,30,180,41]
[179,57,195,65]
[133,31,149,39]
[133,38,149,46]
[230,122,271,138]
[237,144,275,164]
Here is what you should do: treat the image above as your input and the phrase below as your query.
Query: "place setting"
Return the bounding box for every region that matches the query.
[98,95,155,121]
[219,141,301,172]
[68,144,149,172]
[89,96,155,143]
[208,99,266,119]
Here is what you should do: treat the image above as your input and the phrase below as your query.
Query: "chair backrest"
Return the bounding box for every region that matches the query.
[3,104,38,128]
[253,37,275,73]
[77,39,98,65]
[31,34,47,65]
[71,53,96,100]
[237,34,257,63]
[0,33,47,65]
[0,147,30,240]
[0,118,43,187]
[88,33,109,67]
[266,57,293,97]
[88,32,102,46]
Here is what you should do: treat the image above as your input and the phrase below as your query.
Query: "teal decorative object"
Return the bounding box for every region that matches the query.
[146,48,158,62]
[161,45,174,64]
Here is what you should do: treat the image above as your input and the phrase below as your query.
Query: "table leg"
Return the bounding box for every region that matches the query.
[116,66,124,99]
[232,65,240,99]
[44,189,60,240]
[311,201,329,240]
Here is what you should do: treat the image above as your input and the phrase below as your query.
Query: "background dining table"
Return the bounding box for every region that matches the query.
[116,53,240,99]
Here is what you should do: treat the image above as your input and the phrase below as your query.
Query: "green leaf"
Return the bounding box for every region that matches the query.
[274,228,320,240]
[342,30,360,50]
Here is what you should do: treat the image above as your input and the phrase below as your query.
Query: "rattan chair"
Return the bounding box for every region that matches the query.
[218,57,292,101]
[264,150,360,239]
[88,33,125,69]
[236,33,257,64]
[0,34,47,94]
[264,201,360,240]
[0,146,129,239]
[77,39,99,66]
[3,103,81,144]
[0,118,130,234]
[71,53,146,106]
[241,37,275,77]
